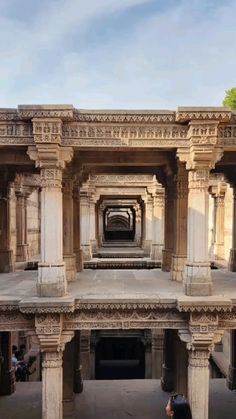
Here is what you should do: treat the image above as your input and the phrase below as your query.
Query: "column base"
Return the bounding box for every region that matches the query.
[0,249,14,273]
[0,369,15,395]
[64,255,76,282]
[213,243,225,260]
[16,244,29,262]
[151,244,163,261]
[229,248,236,271]
[91,240,98,254]
[227,366,236,390]
[142,240,152,256]
[162,248,172,272]
[81,245,92,261]
[161,365,175,392]
[37,263,66,297]
[171,254,186,282]
[184,262,212,296]
[63,396,75,418]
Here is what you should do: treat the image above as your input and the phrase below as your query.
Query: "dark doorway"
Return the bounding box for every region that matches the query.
[95,336,145,379]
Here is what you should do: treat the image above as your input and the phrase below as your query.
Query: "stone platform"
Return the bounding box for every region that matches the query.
[0,379,235,419]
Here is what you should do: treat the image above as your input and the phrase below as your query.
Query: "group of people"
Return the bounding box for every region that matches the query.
[12,344,35,382]
[165,394,192,418]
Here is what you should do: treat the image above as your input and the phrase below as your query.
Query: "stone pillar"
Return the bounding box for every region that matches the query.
[42,350,64,419]
[185,169,212,296]
[188,346,210,419]
[151,189,164,261]
[98,204,104,247]
[229,186,236,271]
[89,196,97,254]
[80,330,91,379]
[0,332,15,395]
[144,331,152,379]
[227,330,236,390]
[171,162,188,281]
[15,190,29,262]
[210,182,227,260]
[142,196,153,256]
[28,118,73,297]
[36,314,74,419]
[162,179,175,271]
[74,331,83,393]
[63,339,75,417]
[0,182,14,273]
[38,167,66,296]
[134,204,142,246]
[80,191,92,261]
[63,176,76,282]
[73,183,83,272]
[208,193,215,261]
[161,329,175,391]
[151,330,164,378]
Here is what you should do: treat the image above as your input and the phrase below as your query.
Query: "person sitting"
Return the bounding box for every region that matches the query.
[165,393,192,419]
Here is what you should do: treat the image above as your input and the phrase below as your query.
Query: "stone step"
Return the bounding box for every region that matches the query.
[84,259,161,269]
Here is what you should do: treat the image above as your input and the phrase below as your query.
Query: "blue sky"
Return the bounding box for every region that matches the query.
[0,0,235,109]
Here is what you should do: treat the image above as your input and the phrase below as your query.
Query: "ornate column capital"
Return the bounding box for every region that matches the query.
[177,121,224,170]
[35,314,74,353]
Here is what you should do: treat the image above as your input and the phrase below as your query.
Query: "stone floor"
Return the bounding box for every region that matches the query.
[0,268,236,303]
[0,379,235,419]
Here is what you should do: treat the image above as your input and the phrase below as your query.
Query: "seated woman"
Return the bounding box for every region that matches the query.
[166,394,192,419]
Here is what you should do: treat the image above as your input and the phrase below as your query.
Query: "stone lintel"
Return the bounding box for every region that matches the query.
[177,296,232,312]
[19,297,75,313]
[74,298,177,310]
[176,106,231,123]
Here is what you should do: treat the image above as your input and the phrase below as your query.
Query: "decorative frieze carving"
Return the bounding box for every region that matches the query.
[64,307,187,330]
[0,122,33,145]
[74,111,175,123]
[0,312,34,330]
[62,123,188,147]
[33,119,62,144]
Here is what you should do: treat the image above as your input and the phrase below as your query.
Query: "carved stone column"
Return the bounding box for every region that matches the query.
[161,329,175,391]
[229,185,236,271]
[227,330,236,390]
[185,169,212,296]
[80,330,91,379]
[28,119,73,297]
[63,176,76,282]
[171,162,188,281]
[63,338,75,417]
[80,190,92,261]
[162,178,175,271]
[188,343,211,419]
[151,188,164,261]
[152,330,164,378]
[134,203,142,246]
[73,183,83,272]
[36,314,74,419]
[0,332,15,395]
[89,195,97,254]
[210,181,227,260]
[74,331,83,393]
[142,195,153,256]
[0,181,14,273]
[98,204,105,246]
[15,189,29,262]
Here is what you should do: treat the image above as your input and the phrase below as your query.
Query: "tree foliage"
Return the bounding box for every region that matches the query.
[223,87,236,110]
